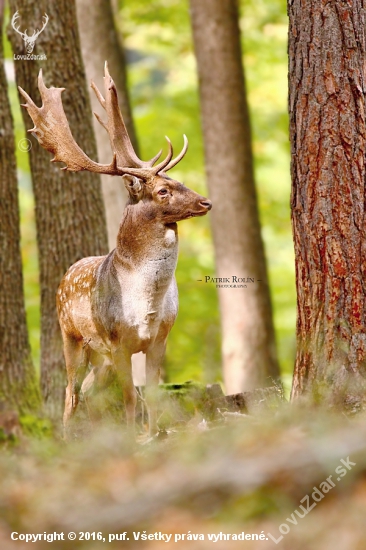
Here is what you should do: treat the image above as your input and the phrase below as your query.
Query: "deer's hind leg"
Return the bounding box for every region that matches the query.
[81,352,113,425]
[62,333,89,438]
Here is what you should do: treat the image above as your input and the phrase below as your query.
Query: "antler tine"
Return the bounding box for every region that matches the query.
[163,134,189,173]
[18,85,35,109]
[38,68,65,96]
[151,137,174,175]
[146,149,163,167]
[91,80,106,110]
[93,111,108,132]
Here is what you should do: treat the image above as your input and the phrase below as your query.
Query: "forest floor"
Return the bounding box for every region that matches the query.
[0,390,365,550]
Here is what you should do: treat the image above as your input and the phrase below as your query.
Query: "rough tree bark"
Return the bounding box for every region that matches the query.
[190,0,280,392]
[76,0,138,250]
[0,2,41,413]
[8,0,108,419]
[289,0,366,408]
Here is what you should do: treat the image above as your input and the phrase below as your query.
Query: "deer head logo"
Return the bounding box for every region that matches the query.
[11,11,49,54]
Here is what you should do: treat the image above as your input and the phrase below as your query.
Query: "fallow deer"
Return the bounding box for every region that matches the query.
[19,63,212,437]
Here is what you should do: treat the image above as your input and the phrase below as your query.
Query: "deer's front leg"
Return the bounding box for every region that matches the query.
[112,349,136,434]
[145,341,166,436]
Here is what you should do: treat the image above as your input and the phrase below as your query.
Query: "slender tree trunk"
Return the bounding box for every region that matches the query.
[0,2,41,413]
[76,0,139,250]
[8,0,108,419]
[289,0,366,408]
[190,0,280,392]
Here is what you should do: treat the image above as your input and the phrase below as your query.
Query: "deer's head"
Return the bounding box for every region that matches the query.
[121,171,211,224]
[18,63,212,223]
[11,11,49,54]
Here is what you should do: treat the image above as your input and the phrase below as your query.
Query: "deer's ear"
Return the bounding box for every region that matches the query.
[122,175,143,199]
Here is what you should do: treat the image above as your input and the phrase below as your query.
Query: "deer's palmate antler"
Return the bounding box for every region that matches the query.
[19,63,187,177]
[19,63,212,439]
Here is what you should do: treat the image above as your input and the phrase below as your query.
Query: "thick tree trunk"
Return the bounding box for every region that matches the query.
[190,0,280,392]
[8,0,108,419]
[76,0,138,250]
[0,3,41,413]
[289,0,366,408]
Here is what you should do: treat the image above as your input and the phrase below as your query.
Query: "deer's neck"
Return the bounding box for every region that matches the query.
[114,202,178,275]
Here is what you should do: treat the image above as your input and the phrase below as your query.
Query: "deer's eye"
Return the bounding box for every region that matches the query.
[158,189,168,196]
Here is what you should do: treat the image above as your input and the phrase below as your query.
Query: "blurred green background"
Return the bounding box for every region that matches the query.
[4,0,295,393]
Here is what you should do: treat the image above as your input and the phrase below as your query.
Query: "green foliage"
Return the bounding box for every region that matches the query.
[18,175,40,371]
[2,4,12,59]
[19,415,53,439]
[0,428,17,445]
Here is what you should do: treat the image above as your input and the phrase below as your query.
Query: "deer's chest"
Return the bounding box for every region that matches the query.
[100,240,178,350]
[120,250,178,323]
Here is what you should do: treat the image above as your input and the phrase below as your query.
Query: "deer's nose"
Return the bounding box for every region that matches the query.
[199,199,212,211]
